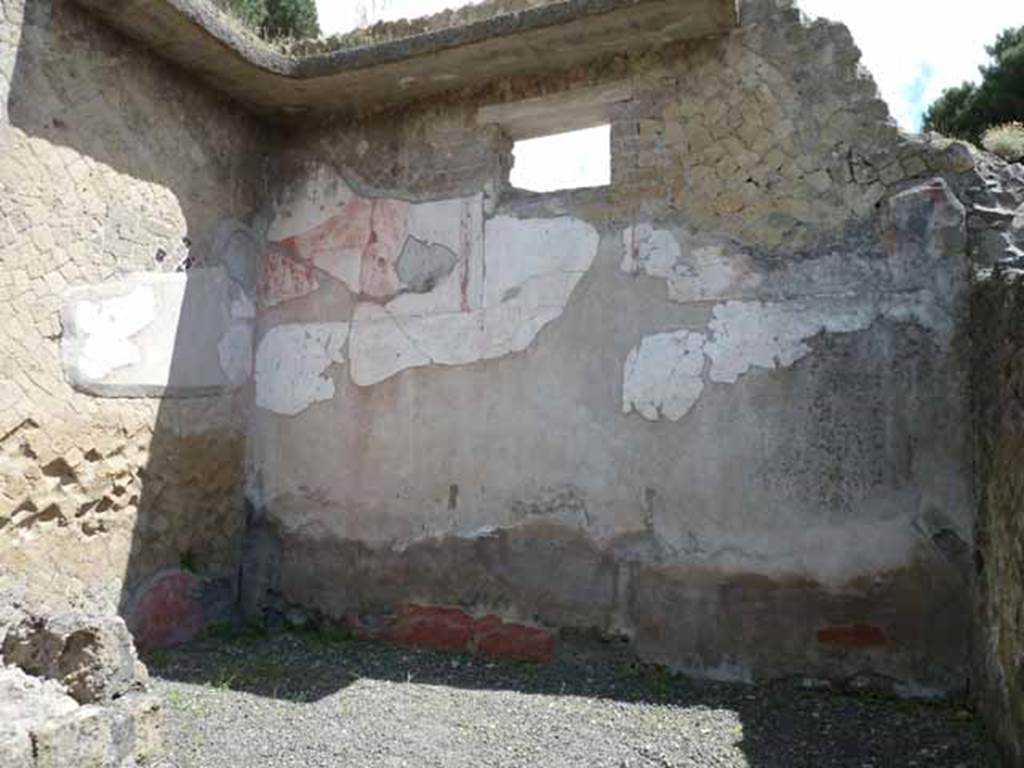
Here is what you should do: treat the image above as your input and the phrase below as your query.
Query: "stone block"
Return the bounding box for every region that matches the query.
[0,725,33,768]
[110,692,164,767]
[32,706,113,768]
[2,612,137,704]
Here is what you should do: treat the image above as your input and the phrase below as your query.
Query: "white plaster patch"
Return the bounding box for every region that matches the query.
[620,223,681,279]
[622,291,942,420]
[349,215,598,386]
[620,224,762,302]
[348,305,431,387]
[255,323,350,415]
[63,287,156,381]
[622,330,705,421]
[704,293,941,384]
[484,215,598,306]
[703,298,875,384]
[667,246,763,303]
[61,268,252,397]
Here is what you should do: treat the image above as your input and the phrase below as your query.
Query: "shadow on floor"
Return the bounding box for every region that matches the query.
[143,627,998,768]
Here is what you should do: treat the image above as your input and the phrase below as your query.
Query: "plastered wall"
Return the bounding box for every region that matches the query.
[242,0,981,693]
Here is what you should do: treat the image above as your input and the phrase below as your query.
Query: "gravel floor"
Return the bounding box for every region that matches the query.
[145,629,997,768]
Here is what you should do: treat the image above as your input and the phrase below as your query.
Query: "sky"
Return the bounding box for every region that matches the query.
[797,0,1022,130]
[317,0,1024,131]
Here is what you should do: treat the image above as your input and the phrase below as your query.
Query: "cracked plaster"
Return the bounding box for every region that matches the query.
[261,173,599,390]
[254,323,350,416]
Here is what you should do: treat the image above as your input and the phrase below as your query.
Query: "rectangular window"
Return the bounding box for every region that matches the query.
[509,124,611,193]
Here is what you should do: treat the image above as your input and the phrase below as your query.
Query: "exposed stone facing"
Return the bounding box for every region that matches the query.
[607,6,901,246]
[0,0,258,628]
[285,105,508,203]
[972,268,1024,766]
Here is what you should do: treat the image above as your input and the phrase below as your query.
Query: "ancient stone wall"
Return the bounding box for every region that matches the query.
[968,155,1024,765]
[5,1,1023,757]
[1,599,164,767]
[242,0,979,693]
[0,0,263,631]
[973,271,1024,765]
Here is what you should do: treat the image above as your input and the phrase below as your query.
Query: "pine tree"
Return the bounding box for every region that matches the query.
[220,0,320,40]
[923,26,1024,144]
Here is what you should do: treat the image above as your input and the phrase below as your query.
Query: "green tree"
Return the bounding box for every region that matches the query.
[262,0,320,39]
[225,0,266,30]
[923,26,1024,144]
[221,0,320,40]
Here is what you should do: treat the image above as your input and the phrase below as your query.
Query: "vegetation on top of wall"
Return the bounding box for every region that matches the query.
[272,0,563,57]
[200,0,568,55]
[982,122,1024,162]
[923,26,1024,145]
[214,0,320,41]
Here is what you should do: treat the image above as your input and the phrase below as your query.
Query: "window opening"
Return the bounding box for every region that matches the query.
[509,123,611,193]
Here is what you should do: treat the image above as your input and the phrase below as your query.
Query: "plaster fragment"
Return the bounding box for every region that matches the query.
[704,293,940,384]
[62,287,155,381]
[396,237,458,293]
[254,323,350,415]
[259,245,319,308]
[349,215,598,386]
[620,223,681,279]
[348,304,431,386]
[622,330,706,421]
[620,223,762,302]
[265,170,482,303]
[623,291,942,421]
[60,268,251,396]
[667,246,763,303]
[704,299,872,384]
[483,215,597,306]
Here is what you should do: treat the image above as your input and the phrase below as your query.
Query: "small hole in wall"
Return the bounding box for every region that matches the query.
[510,124,611,193]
